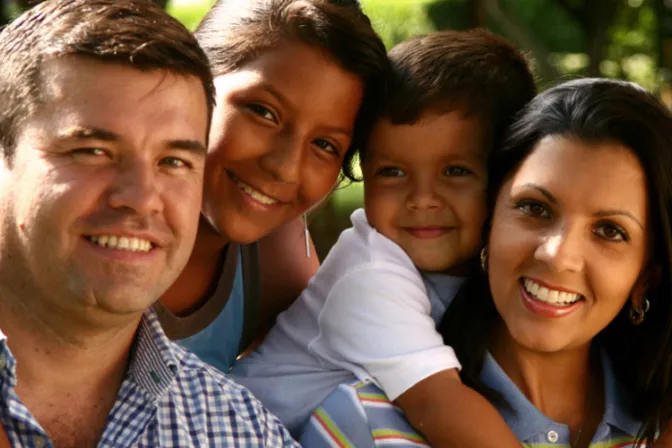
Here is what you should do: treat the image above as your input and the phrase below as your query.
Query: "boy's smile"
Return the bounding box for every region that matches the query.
[362,111,488,274]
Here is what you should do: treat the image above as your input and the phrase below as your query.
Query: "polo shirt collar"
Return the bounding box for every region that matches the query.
[479,351,641,441]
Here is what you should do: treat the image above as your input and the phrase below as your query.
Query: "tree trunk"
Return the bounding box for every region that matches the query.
[486,0,561,85]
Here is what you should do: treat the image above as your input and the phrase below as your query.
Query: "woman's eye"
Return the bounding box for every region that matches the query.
[160,157,190,168]
[246,104,277,123]
[444,166,472,177]
[314,138,340,156]
[594,222,629,242]
[517,200,550,218]
[377,166,405,177]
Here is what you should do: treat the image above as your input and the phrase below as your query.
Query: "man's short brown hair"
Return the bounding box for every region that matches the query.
[0,0,215,159]
[374,29,537,156]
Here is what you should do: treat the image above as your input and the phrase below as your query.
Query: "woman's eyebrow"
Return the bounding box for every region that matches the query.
[513,183,645,230]
[594,209,644,230]
[511,183,557,204]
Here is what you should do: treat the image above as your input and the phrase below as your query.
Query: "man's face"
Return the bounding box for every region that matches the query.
[0,57,208,318]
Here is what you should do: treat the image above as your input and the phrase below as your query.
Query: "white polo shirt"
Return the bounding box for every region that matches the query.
[231,208,463,435]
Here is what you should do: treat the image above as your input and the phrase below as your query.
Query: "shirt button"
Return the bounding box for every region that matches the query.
[547,430,559,443]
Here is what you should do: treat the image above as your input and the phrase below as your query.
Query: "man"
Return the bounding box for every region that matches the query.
[0,0,298,446]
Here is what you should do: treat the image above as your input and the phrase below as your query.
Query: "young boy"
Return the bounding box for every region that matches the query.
[232,29,536,447]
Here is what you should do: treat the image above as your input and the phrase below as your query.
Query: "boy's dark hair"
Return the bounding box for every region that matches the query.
[441,79,672,446]
[0,0,215,160]
[372,29,536,158]
[195,0,388,182]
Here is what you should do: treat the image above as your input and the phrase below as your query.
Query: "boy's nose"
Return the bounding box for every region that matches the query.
[406,181,442,210]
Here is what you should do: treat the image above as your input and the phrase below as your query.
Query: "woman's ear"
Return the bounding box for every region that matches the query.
[631,262,662,307]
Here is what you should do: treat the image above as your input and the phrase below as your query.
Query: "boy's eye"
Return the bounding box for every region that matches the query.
[516,199,550,219]
[246,104,278,123]
[444,166,472,177]
[377,166,405,177]
[593,222,629,243]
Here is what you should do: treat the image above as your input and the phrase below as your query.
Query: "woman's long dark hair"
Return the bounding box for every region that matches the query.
[440,78,672,445]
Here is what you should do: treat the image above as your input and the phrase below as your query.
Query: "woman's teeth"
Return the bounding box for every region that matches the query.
[87,235,152,252]
[523,278,582,306]
[234,178,278,205]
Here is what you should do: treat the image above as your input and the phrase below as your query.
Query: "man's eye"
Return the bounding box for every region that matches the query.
[377,166,405,177]
[160,157,190,168]
[72,148,107,157]
[246,104,278,123]
[444,166,472,177]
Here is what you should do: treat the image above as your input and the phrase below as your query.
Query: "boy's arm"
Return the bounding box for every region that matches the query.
[396,369,522,448]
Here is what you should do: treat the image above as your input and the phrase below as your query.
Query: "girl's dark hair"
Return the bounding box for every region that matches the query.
[440,78,672,445]
[195,0,388,182]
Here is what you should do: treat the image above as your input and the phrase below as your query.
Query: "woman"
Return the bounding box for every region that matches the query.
[154,0,388,371]
[300,78,672,447]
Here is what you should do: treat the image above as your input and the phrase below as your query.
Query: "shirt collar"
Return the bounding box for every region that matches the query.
[0,327,17,388]
[479,351,641,441]
[126,309,181,400]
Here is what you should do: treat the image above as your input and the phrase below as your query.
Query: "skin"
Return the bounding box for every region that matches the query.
[0,57,208,447]
[160,41,364,334]
[488,136,650,447]
[361,112,521,448]
[362,112,488,274]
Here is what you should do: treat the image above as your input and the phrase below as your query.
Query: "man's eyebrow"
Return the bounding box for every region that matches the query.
[167,139,207,155]
[58,126,119,141]
[58,126,206,155]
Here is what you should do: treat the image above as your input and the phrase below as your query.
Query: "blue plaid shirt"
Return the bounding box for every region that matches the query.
[0,310,299,447]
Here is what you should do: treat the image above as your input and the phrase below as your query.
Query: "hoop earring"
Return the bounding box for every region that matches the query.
[303,214,311,258]
[629,297,650,325]
[480,246,488,272]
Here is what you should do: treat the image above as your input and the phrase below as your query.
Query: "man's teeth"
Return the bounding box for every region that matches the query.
[233,178,278,205]
[523,278,581,306]
[88,235,152,252]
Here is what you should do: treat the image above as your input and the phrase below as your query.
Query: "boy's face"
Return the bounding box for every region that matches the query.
[363,112,487,274]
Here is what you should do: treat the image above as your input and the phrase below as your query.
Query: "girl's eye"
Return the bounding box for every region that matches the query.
[246,104,277,123]
[516,199,550,219]
[160,157,190,168]
[593,222,629,242]
[444,166,472,177]
[377,166,405,177]
[314,138,340,156]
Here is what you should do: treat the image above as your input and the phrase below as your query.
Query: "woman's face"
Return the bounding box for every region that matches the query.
[488,135,650,353]
[203,41,364,243]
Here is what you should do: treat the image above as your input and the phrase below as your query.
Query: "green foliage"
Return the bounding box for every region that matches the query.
[166,0,214,30]
[361,0,437,48]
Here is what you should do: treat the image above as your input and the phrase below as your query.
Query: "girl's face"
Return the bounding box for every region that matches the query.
[488,136,651,354]
[203,41,364,243]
